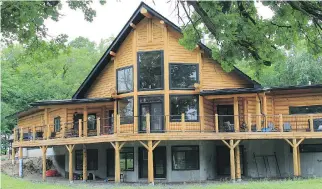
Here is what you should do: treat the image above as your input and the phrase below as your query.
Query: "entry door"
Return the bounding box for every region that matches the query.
[139,101,164,132]
[139,146,167,179]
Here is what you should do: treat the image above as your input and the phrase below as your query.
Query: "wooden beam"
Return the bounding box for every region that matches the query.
[110,142,116,149]
[199,95,205,132]
[296,138,304,147]
[292,138,299,177]
[181,113,185,132]
[297,145,301,176]
[279,114,283,132]
[115,142,120,183]
[234,97,239,132]
[117,114,121,134]
[97,117,101,136]
[229,139,235,181]
[119,142,126,150]
[152,140,161,150]
[130,22,136,29]
[83,107,88,137]
[221,140,231,149]
[310,115,314,132]
[83,144,87,181]
[40,146,47,181]
[284,138,294,147]
[263,95,267,127]
[205,93,258,100]
[110,51,116,57]
[139,141,149,150]
[235,145,241,181]
[215,114,219,133]
[146,113,150,133]
[243,98,248,126]
[147,140,154,184]
[78,119,82,138]
[255,95,261,131]
[66,144,75,183]
[232,140,241,149]
[140,7,152,18]
[247,114,252,132]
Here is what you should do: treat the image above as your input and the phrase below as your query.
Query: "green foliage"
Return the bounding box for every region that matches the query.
[181,1,322,69]
[1,36,112,134]
[1,0,106,44]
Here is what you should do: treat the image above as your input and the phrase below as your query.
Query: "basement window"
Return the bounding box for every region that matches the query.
[117,66,133,94]
[170,63,199,89]
[75,149,98,170]
[120,147,134,171]
[138,50,164,91]
[172,146,199,170]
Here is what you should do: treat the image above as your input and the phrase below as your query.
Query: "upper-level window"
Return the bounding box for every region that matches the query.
[289,105,322,114]
[170,64,199,89]
[170,95,199,122]
[138,51,163,91]
[118,97,134,124]
[117,66,133,94]
[54,117,60,132]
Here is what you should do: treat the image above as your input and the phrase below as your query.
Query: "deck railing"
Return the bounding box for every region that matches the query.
[13,113,322,142]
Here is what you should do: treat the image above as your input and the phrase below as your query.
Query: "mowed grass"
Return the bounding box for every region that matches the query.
[1,173,322,189]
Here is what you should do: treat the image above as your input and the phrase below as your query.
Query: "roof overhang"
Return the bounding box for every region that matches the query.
[30,98,114,107]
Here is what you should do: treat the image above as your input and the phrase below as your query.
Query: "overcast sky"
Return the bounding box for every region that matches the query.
[45,0,273,44]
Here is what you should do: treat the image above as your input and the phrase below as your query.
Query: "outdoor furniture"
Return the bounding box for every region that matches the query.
[223,121,234,132]
[283,122,292,132]
[314,118,322,132]
[262,122,275,132]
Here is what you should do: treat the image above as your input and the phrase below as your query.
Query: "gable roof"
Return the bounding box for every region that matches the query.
[72,2,260,99]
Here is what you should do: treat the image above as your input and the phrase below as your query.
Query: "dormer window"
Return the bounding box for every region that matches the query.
[170,63,199,89]
[117,66,133,94]
[138,50,164,91]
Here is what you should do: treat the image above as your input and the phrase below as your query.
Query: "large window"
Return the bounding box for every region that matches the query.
[75,149,98,170]
[170,64,198,89]
[172,146,199,170]
[54,117,60,132]
[138,51,163,90]
[118,98,134,124]
[289,105,322,114]
[170,95,199,122]
[120,147,134,171]
[117,66,133,94]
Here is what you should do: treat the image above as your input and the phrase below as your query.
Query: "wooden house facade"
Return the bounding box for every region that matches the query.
[12,2,322,183]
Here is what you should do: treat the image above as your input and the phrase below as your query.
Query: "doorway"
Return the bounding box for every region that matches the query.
[106,149,115,177]
[138,146,167,179]
[139,96,164,133]
[217,105,234,131]
[216,145,245,176]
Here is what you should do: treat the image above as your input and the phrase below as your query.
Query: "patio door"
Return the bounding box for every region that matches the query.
[217,105,234,131]
[139,96,164,133]
[139,146,166,179]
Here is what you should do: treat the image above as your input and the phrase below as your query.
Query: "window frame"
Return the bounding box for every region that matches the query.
[120,147,134,171]
[289,105,322,115]
[137,50,164,91]
[169,63,199,90]
[116,65,134,94]
[75,149,98,171]
[54,116,61,132]
[171,145,200,171]
[170,94,199,122]
[117,97,134,125]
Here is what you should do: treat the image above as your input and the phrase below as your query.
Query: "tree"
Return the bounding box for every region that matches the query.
[178,1,322,70]
[1,1,106,44]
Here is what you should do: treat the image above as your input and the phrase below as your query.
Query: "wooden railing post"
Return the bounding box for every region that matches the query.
[146,113,150,133]
[61,124,65,138]
[32,126,36,141]
[47,125,51,139]
[215,114,219,133]
[247,114,252,132]
[78,119,82,137]
[233,97,239,132]
[309,115,314,132]
[97,117,101,136]
[117,114,121,134]
[279,114,283,132]
[181,113,185,132]
[20,128,23,142]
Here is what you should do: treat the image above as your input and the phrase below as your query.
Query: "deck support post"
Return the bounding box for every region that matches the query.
[40,146,47,181]
[19,147,23,178]
[66,144,75,183]
[222,139,241,181]
[284,138,304,177]
[83,144,87,181]
[235,145,241,181]
[297,145,301,176]
[113,141,121,183]
[148,140,154,185]
[234,97,239,132]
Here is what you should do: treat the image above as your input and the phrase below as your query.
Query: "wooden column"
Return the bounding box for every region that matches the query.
[235,145,241,181]
[199,96,205,132]
[309,115,314,132]
[222,139,241,181]
[83,107,88,137]
[97,117,101,136]
[117,114,121,134]
[20,128,23,142]
[11,147,15,165]
[262,95,267,127]
[114,101,117,133]
[146,113,150,133]
[255,95,261,131]
[181,113,185,132]
[40,146,47,181]
[78,119,82,137]
[114,142,120,183]
[297,145,301,176]
[101,107,106,131]
[19,147,23,177]
[215,114,219,133]
[132,27,138,134]
[66,144,75,183]
[83,144,87,181]
[247,114,252,132]
[148,140,154,184]
[243,98,248,125]
[279,114,283,132]
[284,138,304,177]
[233,97,239,132]
[32,126,36,141]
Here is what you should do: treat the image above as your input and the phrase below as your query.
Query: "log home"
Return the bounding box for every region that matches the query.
[12,2,322,183]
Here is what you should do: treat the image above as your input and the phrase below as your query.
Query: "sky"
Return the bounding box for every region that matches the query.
[45,0,274,44]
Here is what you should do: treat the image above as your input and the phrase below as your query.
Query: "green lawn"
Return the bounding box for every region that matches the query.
[1,174,322,189]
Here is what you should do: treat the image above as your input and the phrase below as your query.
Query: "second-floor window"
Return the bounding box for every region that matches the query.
[54,117,60,132]
[170,95,199,122]
[170,63,199,89]
[138,51,163,91]
[118,97,134,124]
[117,66,133,94]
